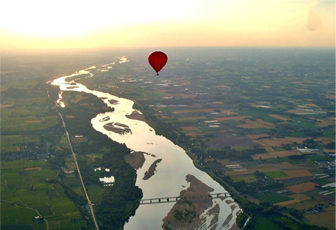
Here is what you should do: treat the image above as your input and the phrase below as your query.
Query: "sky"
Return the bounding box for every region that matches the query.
[0,0,335,50]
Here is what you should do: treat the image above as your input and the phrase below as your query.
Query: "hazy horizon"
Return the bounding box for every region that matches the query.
[1,0,334,51]
[2,45,335,55]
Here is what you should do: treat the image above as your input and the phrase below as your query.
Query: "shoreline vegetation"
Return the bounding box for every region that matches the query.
[135,107,245,229]
[103,122,132,134]
[143,158,162,180]
[2,48,334,230]
[57,68,332,230]
[124,151,146,170]
[52,90,143,229]
[137,103,331,230]
[163,174,214,229]
[162,174,240,230]
[126,110,147,122]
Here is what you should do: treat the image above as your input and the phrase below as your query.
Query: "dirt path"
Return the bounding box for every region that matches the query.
[1,198,49,230]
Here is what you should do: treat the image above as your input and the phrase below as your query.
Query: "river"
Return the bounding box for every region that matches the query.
[51,57,241,230]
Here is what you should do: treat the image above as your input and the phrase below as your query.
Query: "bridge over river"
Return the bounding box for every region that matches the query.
[139,192,231,205]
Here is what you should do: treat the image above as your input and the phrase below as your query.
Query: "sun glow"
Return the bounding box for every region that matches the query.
[1,0,194,37]
[1,0,334,50]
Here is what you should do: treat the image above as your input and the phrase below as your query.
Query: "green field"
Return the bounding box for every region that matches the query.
[250,192,293,204]
[264,171,289,179]
[230,174,256,182]
[264,157,313,165]
[1,160,86,230]
[232,146,254,151]
[87,185,104,203]
[323,129,335,138]
[250,215,284,230]
[288,117,318,128]
[1,135,40,154]
[1,46,334,230]
[240,128,273,135]
[1,78,60,133]
[1,116,58,132]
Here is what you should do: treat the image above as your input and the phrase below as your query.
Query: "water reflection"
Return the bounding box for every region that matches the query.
[51,60,241,230]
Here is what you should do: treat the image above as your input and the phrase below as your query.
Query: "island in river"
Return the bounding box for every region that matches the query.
[2,48,333,230]
[51,60,242,230]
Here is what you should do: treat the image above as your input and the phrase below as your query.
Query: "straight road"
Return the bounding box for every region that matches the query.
[57,109,100,230]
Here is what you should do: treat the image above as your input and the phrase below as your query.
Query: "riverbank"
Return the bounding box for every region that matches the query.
[103,122,132,134]
[162,174,240,230]
[124,151,146,169]
[53,64,242,230]
[126,111,146,122]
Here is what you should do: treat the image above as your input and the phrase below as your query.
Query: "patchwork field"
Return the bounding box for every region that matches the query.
[1,160,86,230]
[269,114,290,121]
[252,150,303,160]
[316,118,335,127]
[305,206,335,230]
[250,215,284,230]
[224,162,305,177]
[215,116,250,121]
[247,134,270,140]
[2,45,334,230]
[274,199,300,206]
[283,169,313,178]
[288,194,311,202]
[1,135,41,154]
[1,115,58,132]
[287,182,318,193]
[255,137,306,147]
[250,192,293,204]
[181,126,201,131]
[287,199,321,210]
[207,132,258,148]
[0,103,13,108]
[264,171,289,179]
[315,137,336,144]
[230,174,256,182]
[236,119,275,129]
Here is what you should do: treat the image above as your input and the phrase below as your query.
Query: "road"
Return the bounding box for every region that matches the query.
[57,109,100,230]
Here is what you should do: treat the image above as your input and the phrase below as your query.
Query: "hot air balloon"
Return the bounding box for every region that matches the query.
[148,51,168,76]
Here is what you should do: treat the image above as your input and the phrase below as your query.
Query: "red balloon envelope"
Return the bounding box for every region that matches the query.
[148,51,168,75]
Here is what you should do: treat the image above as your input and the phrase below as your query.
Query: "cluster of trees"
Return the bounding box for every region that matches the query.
[95,143,143,229]
[236,212,248,228]
[325,141,335,149]
[48,147,70,170]
[173,208,196,223]
[76,158,100,185]
[65,93,114,114]
[46,91,144,229]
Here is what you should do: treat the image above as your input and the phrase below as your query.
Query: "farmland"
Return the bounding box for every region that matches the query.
[264,171,289,179]
[1,53,123,229]
[1,48,334,229]
[83,47,333,229]
[1,160,86,230]
[287,182,318,193]
[1,52,143,229]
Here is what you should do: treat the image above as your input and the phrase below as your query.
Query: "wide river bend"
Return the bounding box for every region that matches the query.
[51,58,241,230]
